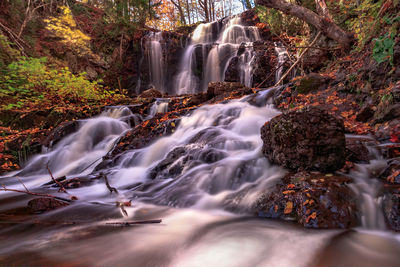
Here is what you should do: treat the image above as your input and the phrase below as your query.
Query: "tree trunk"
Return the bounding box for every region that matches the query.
[171,0,187,24]
[256,0,354,48]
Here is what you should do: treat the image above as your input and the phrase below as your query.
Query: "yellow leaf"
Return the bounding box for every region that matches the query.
[284,201,293,214]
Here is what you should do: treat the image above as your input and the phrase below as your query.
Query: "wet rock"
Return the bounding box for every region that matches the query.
[374,118,400,142]
[252,41,277,88]
[294,73,331,94]
[224,57,239,82]
[140,88,163,99]
[382,190,400,231]
[254,172,358,229]
[44,121,79,148]
[356,105,375,122]
[148,144,228,180]
[373,103,400,124]
[28,198,69,213]
[261,106,346,172]
[207,82,253,100]
[379,158,400,184]
[109,112,182,158]
[345,138,370,164]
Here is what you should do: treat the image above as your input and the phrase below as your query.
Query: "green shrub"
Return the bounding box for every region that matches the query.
[0,57,109,110]
[372,33,395,65]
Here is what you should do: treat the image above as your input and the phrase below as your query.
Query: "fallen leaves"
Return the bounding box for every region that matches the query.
[284,201,293,214]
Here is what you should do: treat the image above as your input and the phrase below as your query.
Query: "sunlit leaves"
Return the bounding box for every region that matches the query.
[44,6,92,56]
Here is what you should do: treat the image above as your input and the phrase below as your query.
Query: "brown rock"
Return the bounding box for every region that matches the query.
[140,88,163,99]
[261,106,346,172]
[28,198,69,213]
[254,172,358,229]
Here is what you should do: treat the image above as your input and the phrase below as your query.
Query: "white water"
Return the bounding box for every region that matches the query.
[274,42,289,83]
[145,32,165,92]
[1,91,400,266]
[174,16,260,94]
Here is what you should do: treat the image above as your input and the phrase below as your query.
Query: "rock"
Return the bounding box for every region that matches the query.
[382,190,400,231]
[379,158,400,184]
[28,198,69,213]
[356,105,375,122]
[148,144,227,180]
[85,66,98,80]
[254,172,358,229]
[44,121,79,148]
[294,73,331,94]
[207,82,252,99]
[140,88,163,99]
[345,138,370,164]
[374,103,400,123]
[252,41,277,88]
[261,106,346,172]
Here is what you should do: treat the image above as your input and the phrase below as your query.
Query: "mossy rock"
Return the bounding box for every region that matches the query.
[295,73,331,94]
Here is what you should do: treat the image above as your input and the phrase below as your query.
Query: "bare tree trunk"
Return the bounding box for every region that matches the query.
[256,0,354,48]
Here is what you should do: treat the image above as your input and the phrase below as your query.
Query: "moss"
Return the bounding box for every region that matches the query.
[296,76,321,94]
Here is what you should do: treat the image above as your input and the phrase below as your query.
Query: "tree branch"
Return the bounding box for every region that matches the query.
[256,0,354,48]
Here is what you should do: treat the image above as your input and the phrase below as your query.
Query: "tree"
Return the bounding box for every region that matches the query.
[256,0,355,48]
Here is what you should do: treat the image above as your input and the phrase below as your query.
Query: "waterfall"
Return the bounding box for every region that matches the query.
[145,32,165,92]
[274,42,289,83]
[175,16,260,95]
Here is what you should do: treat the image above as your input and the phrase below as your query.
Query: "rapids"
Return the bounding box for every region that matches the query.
[1,89,400,266]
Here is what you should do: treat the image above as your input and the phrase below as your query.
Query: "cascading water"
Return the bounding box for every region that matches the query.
[274,42,289,83]
[145,32,165,92]
[175,16,260,95]
[1,90,400,266]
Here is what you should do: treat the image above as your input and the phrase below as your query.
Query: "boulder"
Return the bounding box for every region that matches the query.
[294,73,331,94]
[382,189,400,231]
[207,82,252,99]
[254,172,358,229]
[345,138,370,164]
[139,88,163,99]
[261,106,346,172]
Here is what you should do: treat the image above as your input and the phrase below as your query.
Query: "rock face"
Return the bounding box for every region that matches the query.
[261,106,346,172]
[254,172,358,229]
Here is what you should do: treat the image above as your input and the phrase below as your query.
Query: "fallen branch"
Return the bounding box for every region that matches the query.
[274,32,321,87]
[0,185,72,202]
[47,162,67,193]
[101,173,118,194]
[105,219,162,225]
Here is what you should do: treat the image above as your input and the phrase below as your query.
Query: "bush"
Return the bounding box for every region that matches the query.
[0,57,110,110]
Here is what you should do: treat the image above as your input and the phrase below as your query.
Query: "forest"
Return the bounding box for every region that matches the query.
[0,0,400,266]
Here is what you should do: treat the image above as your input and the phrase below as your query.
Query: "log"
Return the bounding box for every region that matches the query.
[256,0,354,48]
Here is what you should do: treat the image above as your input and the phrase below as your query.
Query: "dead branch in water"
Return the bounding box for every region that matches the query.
[0,185,73,202]
[101,173,119,194]
[46,162,67,193]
